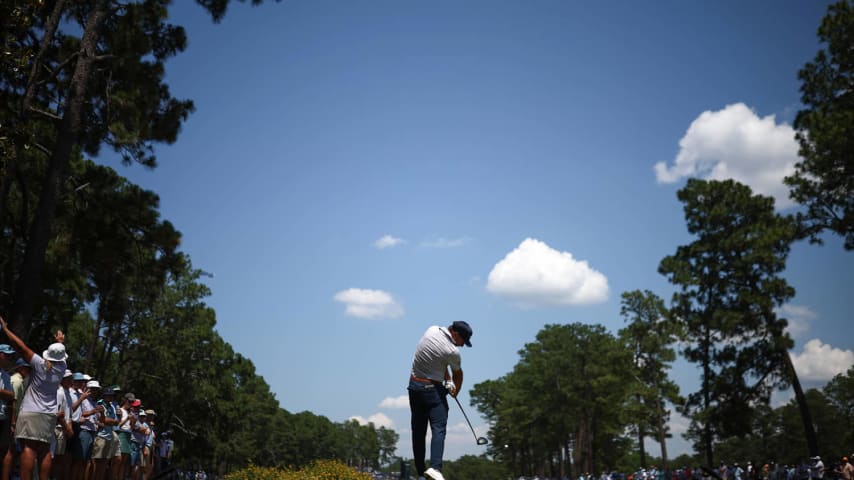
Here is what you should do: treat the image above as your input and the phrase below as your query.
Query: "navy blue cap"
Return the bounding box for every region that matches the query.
[451,321,473,347]
[14,358,30,369]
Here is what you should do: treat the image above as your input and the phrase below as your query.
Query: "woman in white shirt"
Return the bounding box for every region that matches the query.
[0,315,67,480]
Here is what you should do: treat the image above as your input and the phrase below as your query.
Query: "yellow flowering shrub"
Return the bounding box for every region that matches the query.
[224,459,374,480]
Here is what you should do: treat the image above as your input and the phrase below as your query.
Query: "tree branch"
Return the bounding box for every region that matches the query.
[43,52,80,83]
[30,142,53,156]
[27,106,62,122]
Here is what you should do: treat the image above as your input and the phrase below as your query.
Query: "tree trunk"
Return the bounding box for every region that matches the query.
[9,1,110,335]
[787,351,818,455]
[576,424,585,477]
[590,410,598,475]
[85,312,103,374]
[703,328,713,468]
[639,426,647,468]
[562,440,568,480]
[638,394,647,468]
[654,375,669,471]
[657,397,669,471]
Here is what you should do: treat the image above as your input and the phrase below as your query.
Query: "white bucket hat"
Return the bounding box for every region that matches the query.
[43,342,67,362]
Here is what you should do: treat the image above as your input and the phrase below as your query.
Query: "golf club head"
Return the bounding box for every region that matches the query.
[477,437,488,445]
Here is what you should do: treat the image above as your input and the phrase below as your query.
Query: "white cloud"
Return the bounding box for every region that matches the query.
[378,395,409,409]
[669,412,690,435]
[333,288,404,319]
[349,412,394,429]
[447,421,474,434]
[791,339,854,381]
[486,238,609,307]
[654,103,799,209]
[776,304,816,338]
[373,235,404,249]
[771,389,795,408]
[421,237,470,248]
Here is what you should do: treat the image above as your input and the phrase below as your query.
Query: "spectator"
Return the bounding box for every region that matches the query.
[3,358,31,480]
[91,387,119,480]
[105,385,123,478]
[66,373,85,480]
[130,408,151,480]
[156,430,174,475]
[0,345,17,473]
[53,370,74,480]
[143,409,156,479]
[810,457,824,480]
[115,393,135,480]
[71,380,101,480]
[0,316,67,480]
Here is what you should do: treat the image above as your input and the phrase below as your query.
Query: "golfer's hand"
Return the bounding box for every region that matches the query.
[444,380,457,397]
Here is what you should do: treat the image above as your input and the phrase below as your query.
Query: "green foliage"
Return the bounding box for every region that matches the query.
[471,323,635,477]
[659,179,797,465]
[223,459,373,480]
[670,453,701,469]
[786,0,854,249]
[0,0,276,340]
[714,367,854,466]
[823,366,854,447]
[619,290,682,468]
[443,454,512,480]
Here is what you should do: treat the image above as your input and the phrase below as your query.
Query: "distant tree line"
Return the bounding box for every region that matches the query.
[469,359,852,478]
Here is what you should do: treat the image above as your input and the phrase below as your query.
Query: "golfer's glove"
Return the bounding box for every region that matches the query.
[443,380,456,395]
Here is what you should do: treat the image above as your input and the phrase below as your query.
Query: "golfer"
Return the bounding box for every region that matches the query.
[408,321,473,480]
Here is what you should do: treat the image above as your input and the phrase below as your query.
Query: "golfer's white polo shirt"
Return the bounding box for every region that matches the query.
[411,326,461,381]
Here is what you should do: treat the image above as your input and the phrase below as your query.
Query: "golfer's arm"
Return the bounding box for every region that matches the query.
[451,368,463,396]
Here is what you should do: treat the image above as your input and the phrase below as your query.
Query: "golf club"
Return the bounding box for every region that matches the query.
[453,396,488,445]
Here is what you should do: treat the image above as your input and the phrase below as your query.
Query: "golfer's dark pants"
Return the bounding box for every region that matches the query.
[408,380,449,475]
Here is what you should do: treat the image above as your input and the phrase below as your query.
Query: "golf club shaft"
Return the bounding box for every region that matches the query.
[453,396,479,441]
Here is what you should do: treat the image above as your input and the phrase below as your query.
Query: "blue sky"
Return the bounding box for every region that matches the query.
[102,0,853,461]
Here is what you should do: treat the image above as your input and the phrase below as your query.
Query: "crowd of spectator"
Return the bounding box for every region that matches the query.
[0,316,174,480]
[513,454,854,480]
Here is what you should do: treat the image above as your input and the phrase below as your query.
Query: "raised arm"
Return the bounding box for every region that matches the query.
[0,315,34,362]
